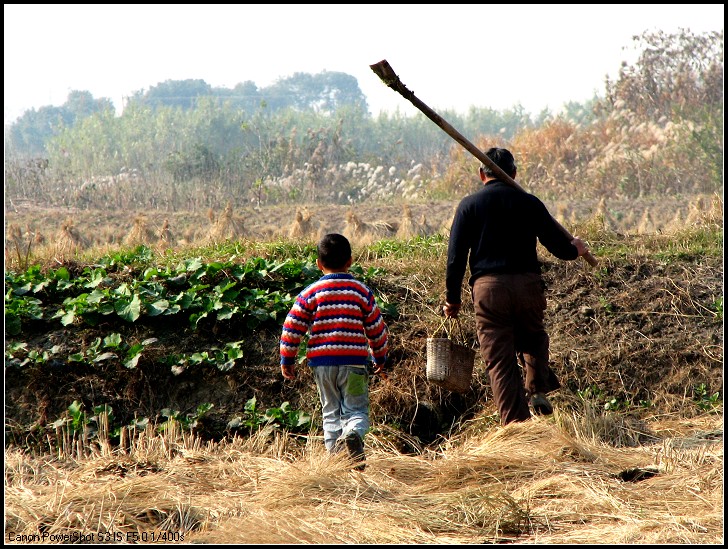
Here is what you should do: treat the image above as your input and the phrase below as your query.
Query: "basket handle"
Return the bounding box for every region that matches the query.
[433,316,469,344]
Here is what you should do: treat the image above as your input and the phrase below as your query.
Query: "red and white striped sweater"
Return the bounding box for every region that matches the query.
[280,273,388,367]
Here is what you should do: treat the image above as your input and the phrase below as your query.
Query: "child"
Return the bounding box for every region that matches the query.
[279,233,388,470]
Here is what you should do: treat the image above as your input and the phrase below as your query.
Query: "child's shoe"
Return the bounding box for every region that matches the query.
[344,432,366,471]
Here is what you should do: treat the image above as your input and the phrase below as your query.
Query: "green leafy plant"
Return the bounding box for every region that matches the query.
[710,296,723,320]
[51,400,88,435]
[165,340,244,374]
[598,296,615,314]
[263,401,312,432]
[694,383,721,411]
[227,397,312,433]
[576,385,604,401]
[604,396,627,411]
[67,333,157,368]
[4,290,44,336]
[158,403,214,433]
[5,342,62,367]
[4,341,28,360]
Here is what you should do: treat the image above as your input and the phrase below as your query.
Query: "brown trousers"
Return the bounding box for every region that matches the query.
[472,273,560,424]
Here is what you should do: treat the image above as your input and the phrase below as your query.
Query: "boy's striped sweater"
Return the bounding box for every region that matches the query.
[280,273,388,367]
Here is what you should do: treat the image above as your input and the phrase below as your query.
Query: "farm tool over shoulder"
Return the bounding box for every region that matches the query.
[370,59,598,268]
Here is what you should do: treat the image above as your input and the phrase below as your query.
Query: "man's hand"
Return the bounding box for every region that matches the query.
[443,302,461,318]
[571,236,590,257]
[281,363,296,380]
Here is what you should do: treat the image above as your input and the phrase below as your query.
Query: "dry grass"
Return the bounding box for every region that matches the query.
[343,209,396,245]
[157,218,175,250]
[4,413,722,544]
[207,202,246,243]
[54,218,89,257]
[287,207,316,240]
[396,203,432,239]
[123,214,156,247]
[3,195,722,270]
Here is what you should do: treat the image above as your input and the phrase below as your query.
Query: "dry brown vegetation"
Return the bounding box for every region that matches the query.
[4,413,722,544]
[3,197,723,544]
[5,27,722,542]
[4,193,723,263]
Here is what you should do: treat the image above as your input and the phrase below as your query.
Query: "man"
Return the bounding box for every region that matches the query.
[443,147,589,424]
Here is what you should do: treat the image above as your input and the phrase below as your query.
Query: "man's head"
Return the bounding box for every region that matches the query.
[317,233,352,271]
[480,147,517,179]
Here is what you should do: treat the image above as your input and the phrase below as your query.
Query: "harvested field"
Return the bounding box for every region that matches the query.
[4,194,722,254]
[3,197,723,544]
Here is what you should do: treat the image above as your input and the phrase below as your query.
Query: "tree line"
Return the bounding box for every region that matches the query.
[4,29,723,212]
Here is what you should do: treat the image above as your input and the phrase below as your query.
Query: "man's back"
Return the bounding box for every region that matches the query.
[446,180,578,302]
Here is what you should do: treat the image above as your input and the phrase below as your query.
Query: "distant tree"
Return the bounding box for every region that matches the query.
[219,80,262,112]
[134,79,214,110]
[603,28,723,121]
[462,105,534,141]
[64,90,113,121]
[5,91,113,158]
[561,96,600,125]
[262,71,368,113]
[601,28,723,193]
[165,143,220,182]
[5,106,64,157]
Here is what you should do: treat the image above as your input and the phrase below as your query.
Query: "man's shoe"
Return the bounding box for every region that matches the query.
[530,393,554,416]
[344,432,366,471]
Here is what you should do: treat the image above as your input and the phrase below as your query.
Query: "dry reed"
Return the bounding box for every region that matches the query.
[5,412,721,544]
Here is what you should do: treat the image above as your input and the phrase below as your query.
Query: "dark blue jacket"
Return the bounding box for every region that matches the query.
[446,180,578,304]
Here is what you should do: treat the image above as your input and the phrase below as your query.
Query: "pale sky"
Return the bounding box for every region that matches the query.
[3,4,724,125]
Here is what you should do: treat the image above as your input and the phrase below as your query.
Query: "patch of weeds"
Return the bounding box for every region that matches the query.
[694,383,721,412]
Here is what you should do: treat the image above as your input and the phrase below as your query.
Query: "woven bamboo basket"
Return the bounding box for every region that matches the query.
[426,318,475,393]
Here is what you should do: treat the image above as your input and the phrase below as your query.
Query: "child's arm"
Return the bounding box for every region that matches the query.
[363,293,388,371]
[279,294,314,380]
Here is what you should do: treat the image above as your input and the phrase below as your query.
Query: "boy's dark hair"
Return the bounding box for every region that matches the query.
[318,233,352,270]
[480,147,517,177]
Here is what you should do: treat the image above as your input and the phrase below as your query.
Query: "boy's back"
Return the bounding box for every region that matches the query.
[280,272,388,368]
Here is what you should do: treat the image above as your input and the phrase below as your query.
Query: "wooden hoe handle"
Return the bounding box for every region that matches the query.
[370,59,598,268]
